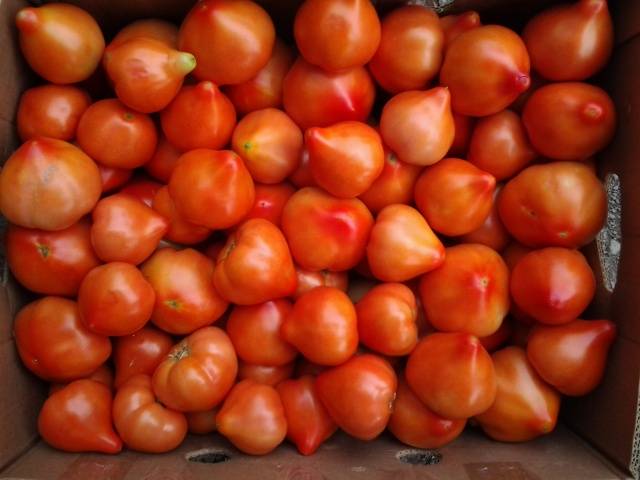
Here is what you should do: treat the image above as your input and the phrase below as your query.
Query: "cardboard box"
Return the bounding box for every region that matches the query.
[0,0,638,478]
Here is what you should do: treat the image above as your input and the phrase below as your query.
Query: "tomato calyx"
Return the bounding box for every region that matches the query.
[220,239,236,261]
[36,243,50,258]
[165,299,182,310]
[170,343,190,361]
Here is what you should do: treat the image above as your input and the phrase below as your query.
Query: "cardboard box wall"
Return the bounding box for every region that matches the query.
[0,0,638,478]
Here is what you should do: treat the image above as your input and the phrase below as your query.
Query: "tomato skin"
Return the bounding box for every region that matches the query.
[440,11,481,48]
[144,136,182,183]
[38,380,121,453]
[475,346,560,442]
[356,283,418,356]
[227,300,297,366]
[113,374,187,453]
[367,204,445,282]
[16,4,104,84]
[238,362,295,386]
[281,287,358,366]
[406,332,496,419]
[293,267,349,300]
[315,354,397,440]
[283,58,375,130]
[447,113,474,157]
[243,183,296,227]
[14,297,111,382]
[479,317,513,352]
[389,377,466,449]
[277,375,337,455]
[99,165,133,193]
[460,187,511,252]
[216,379,287,455]
[369,6,443,93]
[186,408,218,434]
[119,177,162,208]
[0,138,101,231]
[497,162,606,248]
[152,187,211,245]
[282,187,374,271]
[527,319,616,396]
[49,364,114,395]
[168,149,255,230]
[77,99,158,169]
[110,19,178,49]
[289,147,317,188]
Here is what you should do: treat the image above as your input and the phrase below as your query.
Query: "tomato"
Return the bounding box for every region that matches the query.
[460,187,511,252]
[467,110,537,181]
[243,183,296,227]
[369,6,443,93]
[113,374,187,453]
[366,204,444,282]
[406,333,496,419]
[168,149,255,229]
[152,326,237,412]
[315,354,397,440]
[282,187,373,271]
[232,108,302,184]
[238,362,295,386]
[98,164,133,193]
[113,326,173,388]
[214,219,297,305]
[447,113,474,157]
[17,84,90,141]
[217,379,287,455]
[0,138,101,231]
[414,158,496,236]
[152,187,211,245]
[294,0,380,72]
[49,364,114,395]
[104,38,195,113]
[16,4,104,84]
[479,318,513,352]
[14,297,111,382]
[91,193,168,264]
[440,11,481,48]
[178,0,275,85]
[307,121,384,198]
[295,359,327,378]
[144,135,182,183]
[38,380,121,453]
[527,319,615,396]
[186,409,218,434]
[160,82,236,151]
[289,147,316,188]
[281,287,358,366]
[283,58,375,130]
[6,220,100,296]
[523,0,612,81]
[277,375,337,455]
[420,244,509,337]
[440,25,530,117]
[110,19,178,49]
[389,377,466,449]
[225,41,294,116]
[355,283,417,356]
[380,87,454,166]
[293,267,349,300]
[522,83,616,161]
[119,177,162,208]
[475,346,560,442]
[76,99,157,169]
[497,162,606,248]
[227,300,297,366]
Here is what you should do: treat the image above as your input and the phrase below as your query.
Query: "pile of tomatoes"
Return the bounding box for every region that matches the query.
[4,0,617,456]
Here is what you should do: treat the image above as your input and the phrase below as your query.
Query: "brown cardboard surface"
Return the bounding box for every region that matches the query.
[610,0,640,46]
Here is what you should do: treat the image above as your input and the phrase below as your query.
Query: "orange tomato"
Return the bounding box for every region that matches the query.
[119,177,162,208]
[49,364,114,395]
[152,187,211,245]
[186,408,218,435]
[293,267,349,300]
[110,19,178,49]
[238,362,295,386]
[98,164,133,193]
[144,135,182,183]
[460,187,511,252]
[447,112,475,157]
[243,183,296,227]
[440,10,481,48]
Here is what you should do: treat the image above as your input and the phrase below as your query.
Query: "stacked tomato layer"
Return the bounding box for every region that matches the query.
[4,0,616,456]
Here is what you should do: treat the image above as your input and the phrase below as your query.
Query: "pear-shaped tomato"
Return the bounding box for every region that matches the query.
[99,165,133,193]
[119,177,162,208]
[243,183,296,227]
[448,113,475,157]
[440,11,481,48]
[186,408,218,435]
[152,187,211,245]
[238,362,295,386]
[49,364,114,396]
[460,187,511,252]
[293,267,349,300]
[110,18,178,48]
[145,136,182,183]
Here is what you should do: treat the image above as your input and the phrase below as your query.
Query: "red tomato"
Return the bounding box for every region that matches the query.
[389,377,466,449]
[152,187,211,245]
[161,82,236,151]
[315,354,397,440]
[475,346,560,442]
[369,6,443,93]
[414,158,496,236]
[243,183,296,226]
[0,138,101,231]
[447,113,475,157]
[232,108,303,184]
[289,147,316,188]
[119,177,162,208]
[77,99,157,169]
[440,11,481,48]
[227,300,297,366]
[49,364,114,395]
[16,4,104,84]
[307,121,384,198]
[282,187,373,271]
[294,0,380,72]
[479,317,513,352]
[277,375,337,455]
[178,0,275,85]
[283,58,375,130]
[98,164,133,193]
[281,287,358,366]
[91,193,168,264]
[295,359,327,378]
[113,374,187,453]
[497,162,606,247]
[440,25,530,116]
[420,244,509,337]
[406,333,496,419]
[356,283,418,356]
[110,19,178,49]
[523,0,612,81]
[217,379,287,455]
[38,380,121,453]
[238,362,295,386]
[144,135,182,183]
[460,187,511,252]
[186,408,218,434]
[168,149,255,229]
[380,87,454,166]
[366,204,445,282]
[293,267,349,300]
[14,297,111,382]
